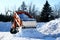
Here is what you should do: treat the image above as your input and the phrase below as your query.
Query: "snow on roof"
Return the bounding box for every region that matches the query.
[18,14,35,21]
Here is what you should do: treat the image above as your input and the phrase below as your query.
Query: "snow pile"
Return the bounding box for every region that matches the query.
[56,37,60,40]
[37,18,60,35]
[36,22,46,28]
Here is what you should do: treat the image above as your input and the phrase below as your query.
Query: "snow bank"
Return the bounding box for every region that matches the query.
[56,37,60,40]
[37,18,60,35]
[36,22,46,28]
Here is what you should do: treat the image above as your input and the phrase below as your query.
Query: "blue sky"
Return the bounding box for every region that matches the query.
[0,0,60,14]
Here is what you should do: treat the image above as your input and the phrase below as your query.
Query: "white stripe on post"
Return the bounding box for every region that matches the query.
[14,12,21,27]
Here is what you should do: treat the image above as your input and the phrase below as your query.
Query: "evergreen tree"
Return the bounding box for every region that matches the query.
[40,0,54,22]
[32,5,38,18]
[29,4,37,18]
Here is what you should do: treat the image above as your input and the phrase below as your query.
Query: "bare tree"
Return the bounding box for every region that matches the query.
[54,5,60,18]
[29,3,32,15]
[21,1,27,11]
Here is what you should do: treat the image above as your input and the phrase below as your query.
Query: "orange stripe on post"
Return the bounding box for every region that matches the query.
[14,12,23,27]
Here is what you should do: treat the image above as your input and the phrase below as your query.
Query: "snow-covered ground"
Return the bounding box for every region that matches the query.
[0,22,45,40]
[0,18,60,40]
[37,18,60,35]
